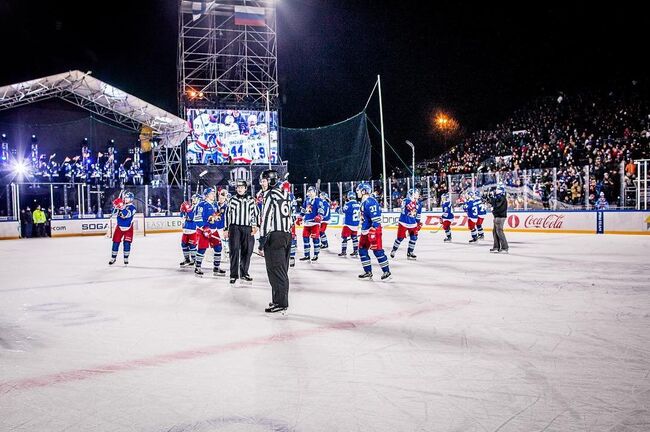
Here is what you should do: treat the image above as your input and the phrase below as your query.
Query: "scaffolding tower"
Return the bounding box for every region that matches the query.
[178,0,279,114]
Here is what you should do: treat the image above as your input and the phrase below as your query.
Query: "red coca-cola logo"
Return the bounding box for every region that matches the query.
[508,215,520,228]
[524,214,565,229]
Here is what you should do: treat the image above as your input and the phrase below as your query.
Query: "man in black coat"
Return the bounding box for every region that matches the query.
[490,185,508,253]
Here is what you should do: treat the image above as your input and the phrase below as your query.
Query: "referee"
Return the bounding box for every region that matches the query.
[259,169,292,314]
[224,180,258,284]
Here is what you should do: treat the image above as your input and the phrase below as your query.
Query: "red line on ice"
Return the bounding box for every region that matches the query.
[0,301,467,395]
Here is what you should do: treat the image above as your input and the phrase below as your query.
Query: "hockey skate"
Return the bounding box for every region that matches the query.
[390,249,397,258]
[123,258,129,265]
[499,249,509,254]
[289,257,295,267]
[194,267,204,277]
[108,258,116,265]
[213,268,226,277]
[349,251,359,257]
[241,274,253,282]
[407,252,417,260]
[338,251,347,256]
[358,271,373,280]
[179,258,191,267]
[320,244,328,250]
[381,271,392,281]
[311,256,319,262]
[469,238,478,243]
[443,237,452,243]
[478,233,485,240]
[489,248,500,253]
[229,277,237,284]
[299,256,311,261]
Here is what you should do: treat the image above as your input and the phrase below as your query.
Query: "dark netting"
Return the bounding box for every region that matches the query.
[281,112,371,183]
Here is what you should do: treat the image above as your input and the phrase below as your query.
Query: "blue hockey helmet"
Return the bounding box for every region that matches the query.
[203,187,216,198]
[191,193,202,204]
[495,185,505,196]
[319,191,329,200]
[306,186,318,196]
[347,190,356,200]
[407,188,420,199]
[441,193,450,203]
[123,191,134,202]
[355,182,372,196]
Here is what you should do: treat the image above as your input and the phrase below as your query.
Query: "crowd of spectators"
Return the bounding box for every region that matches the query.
[391,84,650,208]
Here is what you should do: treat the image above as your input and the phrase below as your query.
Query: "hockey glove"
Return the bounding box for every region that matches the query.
[179,201,191,213]
[368,226,381,250]
[201,227,212,238]
[415,222,423,234]
[295,217,303,226]
[112,197,125,210]
[313,215,323,223]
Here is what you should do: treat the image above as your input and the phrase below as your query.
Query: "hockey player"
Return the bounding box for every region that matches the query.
[356,183,391,280]
[339,191,360,257]
[319,191,331,249]
[109,191,137,265]
[390,188,422,260]
[179,193,201,266]
[289,193,298,267]
[297,186,324,262]
[193,187,226,277]
[215,189,229,254]
[464,190,479,243]
[440,193,454,242]
[474,191,487,239]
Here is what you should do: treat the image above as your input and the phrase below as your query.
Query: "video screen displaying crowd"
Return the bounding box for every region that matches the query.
[391,84,650,209]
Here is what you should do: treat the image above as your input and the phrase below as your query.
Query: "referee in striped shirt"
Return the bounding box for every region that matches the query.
[224,180,258,284]
[259,169,293,314]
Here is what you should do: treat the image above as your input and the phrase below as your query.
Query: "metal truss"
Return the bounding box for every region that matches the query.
[152,145,184,188]
[178,0,278,113]
[0,70,188,148]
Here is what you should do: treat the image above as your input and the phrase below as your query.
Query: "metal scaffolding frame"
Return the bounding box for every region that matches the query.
[152,145,185,189]
[178,0,279,114]
[0,70,189,187]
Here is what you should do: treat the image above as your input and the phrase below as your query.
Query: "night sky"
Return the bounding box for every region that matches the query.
[0,0,646,171]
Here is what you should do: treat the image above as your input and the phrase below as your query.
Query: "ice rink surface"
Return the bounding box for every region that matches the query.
[1,230,649,432]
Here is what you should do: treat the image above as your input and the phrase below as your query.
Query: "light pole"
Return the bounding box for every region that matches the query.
[405,140,415,191]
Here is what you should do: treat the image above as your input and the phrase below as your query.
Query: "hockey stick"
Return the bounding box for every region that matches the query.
[428,216,444,234]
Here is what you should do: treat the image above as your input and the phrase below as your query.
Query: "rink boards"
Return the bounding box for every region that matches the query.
[1,210,649,240]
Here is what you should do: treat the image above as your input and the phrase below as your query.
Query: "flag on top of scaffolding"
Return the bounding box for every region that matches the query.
[234,6,266,26]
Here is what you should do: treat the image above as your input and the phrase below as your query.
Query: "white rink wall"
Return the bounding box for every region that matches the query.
[1,210,649,240]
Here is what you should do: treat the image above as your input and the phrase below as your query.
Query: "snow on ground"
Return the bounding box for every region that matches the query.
[1,230,649,431]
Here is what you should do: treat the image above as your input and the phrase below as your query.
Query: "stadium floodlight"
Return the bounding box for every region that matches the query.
[12,160,28,175]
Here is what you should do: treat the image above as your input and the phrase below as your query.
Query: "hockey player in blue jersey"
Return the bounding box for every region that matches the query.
[356,182,391,280]
[193,187,226,277]
[289,193,298,267]
[338,190,360,257]
[440,193,454,242]
[390,188,422,260]
[179,193,201,267]
[109,191,137,265]
[297,186,324,262]
[215,189,230,254]
[319,191,331,249]
[463,190,480,243]
[474,190,487,239]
